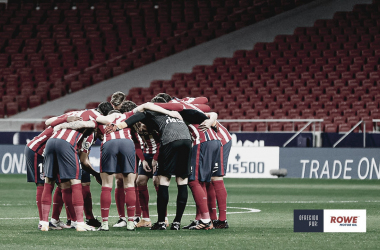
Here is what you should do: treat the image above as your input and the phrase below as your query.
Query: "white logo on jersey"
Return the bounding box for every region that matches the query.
[166,117,183,124]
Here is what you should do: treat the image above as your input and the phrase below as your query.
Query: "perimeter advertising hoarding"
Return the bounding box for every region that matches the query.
[280,148,380,179]
[0,145,27,174]
[224,146,279,178]
[3,145,380,180]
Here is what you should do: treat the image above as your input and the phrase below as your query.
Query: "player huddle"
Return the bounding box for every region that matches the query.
[25,91,232,231]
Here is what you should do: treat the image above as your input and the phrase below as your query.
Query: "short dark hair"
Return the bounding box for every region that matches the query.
[120,100,137,113]
[110,91,126,108]
[155,93,172,103]
[151,96,167,103]
[97,102,113,115]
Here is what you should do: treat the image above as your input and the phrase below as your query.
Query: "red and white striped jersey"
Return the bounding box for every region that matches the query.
[179,97,208,104]
[216,121,232,146]
[27,126,54,156]
[27,113,68,155]
[77,131,95,154]
[171,97,220,146]
[98,111,134,145]
[138,130,160,155]
[51,109,100,146]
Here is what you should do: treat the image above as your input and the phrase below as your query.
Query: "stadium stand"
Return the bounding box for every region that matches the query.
[9,0,377,134]
[109,0,380,133]
[0,0,312,119]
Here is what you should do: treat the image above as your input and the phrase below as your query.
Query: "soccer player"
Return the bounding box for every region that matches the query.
[51,102,113,229]
[78,130,102,228]
[25,114,82,230]
[156,93,220,230]
[40,109,101,232]
[207,121,232,229]
[96,108,138,231]
[107,91,138,228]
[122,100,162,228]
[134,121,160,228]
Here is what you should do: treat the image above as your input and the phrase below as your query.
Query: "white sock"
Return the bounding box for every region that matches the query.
[142,218,151,221]
[201,219,211,223]
[165,217,168,221]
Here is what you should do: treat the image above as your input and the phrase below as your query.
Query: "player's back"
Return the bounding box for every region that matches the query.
[27,126,54,155]
[51,109,100,146]
[171,98,220,145]
[145,110,191,146]
[98,111,134,145]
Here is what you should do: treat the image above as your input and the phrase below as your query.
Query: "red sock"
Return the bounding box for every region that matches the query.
[125,187,136,221]
[188,180,210,220]
[137,185,150,218]
[51,187,63,221]
[114,187,125,218]
[200,181,207,194]
[206,182,217,220]
[65,203,71,221]
[36,186,44,221]
[100,187,112,221]
[82,185,94,220]
[154,185,159,193]
[213,180,227,221]
[41,183,54,222]
[62,188,77,222]
[135,186,142,218]
[195,206,201,221]
[71,184,84,223]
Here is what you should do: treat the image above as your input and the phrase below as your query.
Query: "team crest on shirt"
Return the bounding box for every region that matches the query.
[83,141,91,150]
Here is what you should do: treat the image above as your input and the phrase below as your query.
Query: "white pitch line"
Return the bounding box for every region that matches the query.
[0,205,260,220]
[228,200,377,204]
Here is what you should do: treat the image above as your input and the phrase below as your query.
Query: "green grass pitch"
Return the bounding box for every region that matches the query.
[0,175,379,250]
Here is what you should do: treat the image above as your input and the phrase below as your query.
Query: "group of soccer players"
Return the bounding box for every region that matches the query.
[26,90,232,231]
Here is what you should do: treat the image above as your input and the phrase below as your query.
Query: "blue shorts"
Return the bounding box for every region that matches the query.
[138,153,158,178]
[25,146,45,184]
[213,140,232,177]
[44,138,82,181]
[81,169,91,183]
[189,140,221,182]
[100,139,136,174]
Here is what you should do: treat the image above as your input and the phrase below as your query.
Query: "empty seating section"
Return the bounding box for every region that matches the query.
[120,1,380,133]
[1,0,311,122]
